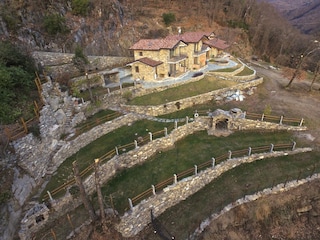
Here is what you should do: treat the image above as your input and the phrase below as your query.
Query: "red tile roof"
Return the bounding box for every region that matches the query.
[203,38,230,50]
[129,38,182,50]
[165,31,214,43]
[135,57,163,67]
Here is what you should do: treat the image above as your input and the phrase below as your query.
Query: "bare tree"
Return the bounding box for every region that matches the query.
[72,161,97,222]
[287,46,320,88]
[310,62,320,91]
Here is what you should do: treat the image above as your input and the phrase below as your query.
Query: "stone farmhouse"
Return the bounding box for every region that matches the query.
[128,31,230,81]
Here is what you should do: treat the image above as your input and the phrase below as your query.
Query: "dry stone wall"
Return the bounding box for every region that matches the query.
[121,78,263,116]
[116,147,313,237]
[50,113,145,172]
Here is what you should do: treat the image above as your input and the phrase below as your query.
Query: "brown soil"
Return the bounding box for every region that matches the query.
[197,63,320,240]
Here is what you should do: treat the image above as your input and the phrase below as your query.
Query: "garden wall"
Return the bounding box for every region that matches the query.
[120,77,263,116]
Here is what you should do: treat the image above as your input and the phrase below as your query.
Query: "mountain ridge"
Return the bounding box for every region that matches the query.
[259,0,320,35]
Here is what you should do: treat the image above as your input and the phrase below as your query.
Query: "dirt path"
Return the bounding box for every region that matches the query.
[236,63,320,149]
[198,64,320,240]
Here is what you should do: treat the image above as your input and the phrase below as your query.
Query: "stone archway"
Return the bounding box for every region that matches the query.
[215,118,229,130]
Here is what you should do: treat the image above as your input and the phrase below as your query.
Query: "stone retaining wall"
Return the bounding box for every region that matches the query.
[189,174,320,239]
[116,147,313,237]
[120,78,263,116]
[50,113,145,172]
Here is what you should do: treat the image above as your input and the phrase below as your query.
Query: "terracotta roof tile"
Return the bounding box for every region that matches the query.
[136,57,163,67]
[165,31,214,43]
[203,38,230,50]
[129,39,181,50]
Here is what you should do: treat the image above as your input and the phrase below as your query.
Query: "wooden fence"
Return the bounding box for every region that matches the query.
[129,142,296,208]
[43,127,170,201]
[4,71,45,141]
[245,112,304,126]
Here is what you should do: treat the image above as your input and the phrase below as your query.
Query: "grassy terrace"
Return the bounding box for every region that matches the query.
[128,75,237,106]
[98,130,306,214]
[41,119,174,200]
[148,151,320,239]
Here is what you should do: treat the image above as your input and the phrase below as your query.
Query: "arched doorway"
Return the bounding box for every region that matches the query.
[215,118,229,130]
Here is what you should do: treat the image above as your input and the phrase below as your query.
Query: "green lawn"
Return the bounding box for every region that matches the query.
[148,151,320,239]
[236,66,254,76]
[41,119,174,200]
[99,130,303,214]
[129,76,237,106]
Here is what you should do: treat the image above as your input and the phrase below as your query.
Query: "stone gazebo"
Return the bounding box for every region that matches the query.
[206,108,245,135]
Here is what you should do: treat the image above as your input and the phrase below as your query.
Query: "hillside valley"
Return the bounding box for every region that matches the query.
[260,0,320,35]
[1,1,320,240]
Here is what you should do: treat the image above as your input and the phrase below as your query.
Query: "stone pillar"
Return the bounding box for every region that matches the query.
[149,132,152,141]
[134,140,138,149]
[164,127,168,137]
[174,120,178,129]
[279,116,283,125]
[47,191,53,201]
[212,157,215,168]
[152,185,156,195]
[128,198,133,211]
[248,147,252,156]
[174,174,177,184]
[194,165,198,175]
[115,146,119,155]
[270,144,274,152]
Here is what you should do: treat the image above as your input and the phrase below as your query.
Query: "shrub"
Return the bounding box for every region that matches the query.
[122,90,133,102]
[72,0,89,16]
[264,104,272,115]
[43,14,69,35]
[162,12,175,26]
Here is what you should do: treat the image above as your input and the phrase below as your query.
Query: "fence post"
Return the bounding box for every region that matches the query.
[194,165,198,175]
[248,147,252,156]
[297,170,302,182]
[47,191,53,201]
[164,127,168,137]
[21,117,28,134]
[299,118,304,126]
[128,198,133,211]
[134,140,138,149]
[186,116,189,124]
[152,185,156,195]
[149,132,153,141]
[279,116,283,125]
[212,157,215,168]
[261,113,264,121]
[115,146,119,155]
[292,141,296,151]
[228,150,232,160]
[270,144,274,153]
[243,111,246,118]
[107,88,111,96]
[174,174,177,184]
[174,120,178,129]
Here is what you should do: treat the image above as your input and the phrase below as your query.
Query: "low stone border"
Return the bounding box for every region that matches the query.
[116,147,312,237]
[188,173,320,240]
